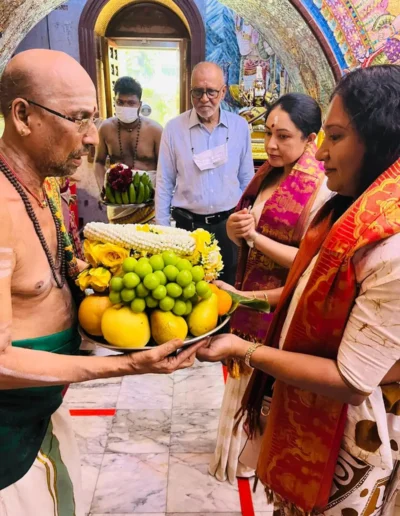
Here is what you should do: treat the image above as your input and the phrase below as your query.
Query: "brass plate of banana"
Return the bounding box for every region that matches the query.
[103,171,154,206]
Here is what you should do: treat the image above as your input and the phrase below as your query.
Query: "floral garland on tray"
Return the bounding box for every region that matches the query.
[76,223,224,292]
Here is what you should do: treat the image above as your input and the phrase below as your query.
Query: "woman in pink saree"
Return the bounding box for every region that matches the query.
[210,93,331,483]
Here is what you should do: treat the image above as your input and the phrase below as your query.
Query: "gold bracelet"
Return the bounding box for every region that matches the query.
[244,343,263,367]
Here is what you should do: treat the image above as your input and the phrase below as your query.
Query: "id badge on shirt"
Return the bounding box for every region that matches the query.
[193,142,228,171]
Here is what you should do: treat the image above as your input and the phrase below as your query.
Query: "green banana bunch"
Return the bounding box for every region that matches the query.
[105,185,116,204]
[105,172,154,204]
[134,173,154,204]
[128,183,136,204]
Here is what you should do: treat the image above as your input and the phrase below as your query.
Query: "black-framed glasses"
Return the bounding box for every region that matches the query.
[190,88,222,100]
[22,99,97,133]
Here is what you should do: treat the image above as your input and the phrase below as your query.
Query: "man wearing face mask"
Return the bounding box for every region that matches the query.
[156,62,254,284]
[95,76,162,224]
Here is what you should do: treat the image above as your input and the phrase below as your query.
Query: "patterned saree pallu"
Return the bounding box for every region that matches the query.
[249,158,400,514]
[231,142,324,348]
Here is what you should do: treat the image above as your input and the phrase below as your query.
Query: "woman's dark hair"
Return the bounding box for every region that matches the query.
[114,76,142,100]
[332,65,400,195]
[265,93,322,137]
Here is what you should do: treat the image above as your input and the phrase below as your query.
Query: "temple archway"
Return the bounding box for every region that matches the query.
[79,0,205,101]
[1,0,337,109]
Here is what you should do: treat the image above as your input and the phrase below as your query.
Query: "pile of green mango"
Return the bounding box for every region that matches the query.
[105,172,154,205]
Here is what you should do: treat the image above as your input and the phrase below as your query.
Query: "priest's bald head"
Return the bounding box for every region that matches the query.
[0,49,99,178]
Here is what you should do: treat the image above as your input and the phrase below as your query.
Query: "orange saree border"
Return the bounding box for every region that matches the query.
[255,158,400,514]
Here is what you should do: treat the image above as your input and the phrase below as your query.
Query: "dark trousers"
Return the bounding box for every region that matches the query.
[173,211,238,286]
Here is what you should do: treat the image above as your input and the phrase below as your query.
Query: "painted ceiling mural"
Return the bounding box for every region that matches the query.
[205,0,293,112]
[0,0,64,73]
[0,0,399,94]
[210,0,337,108]
[209,0,400,109]
[303,0,400,69]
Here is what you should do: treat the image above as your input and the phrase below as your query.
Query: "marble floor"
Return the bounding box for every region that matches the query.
[65,351,400,516]
[64,353,272,516]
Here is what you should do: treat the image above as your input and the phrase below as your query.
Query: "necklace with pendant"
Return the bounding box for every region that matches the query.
[118,118,141,169]
[0,156,66,288]
[4,166,48,208]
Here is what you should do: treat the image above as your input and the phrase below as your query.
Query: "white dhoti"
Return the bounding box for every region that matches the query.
[209,373,255,484]
[0,406,83,516]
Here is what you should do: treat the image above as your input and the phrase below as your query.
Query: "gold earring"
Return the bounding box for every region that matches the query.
[20,129,25,136]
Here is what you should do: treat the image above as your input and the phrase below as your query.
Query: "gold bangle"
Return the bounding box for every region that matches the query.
[244,343,263,368]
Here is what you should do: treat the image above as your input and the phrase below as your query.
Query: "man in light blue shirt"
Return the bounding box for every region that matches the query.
[156,62,254,283]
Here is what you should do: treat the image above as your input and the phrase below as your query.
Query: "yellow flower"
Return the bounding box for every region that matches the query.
[136,224,151,232]
[207,250,220,267]
[75,269,92,291]
[111,264,124,277]
[88,267,112,292]
[188,229,224,280]
[188,228,212,265]
[84,239,101,267]
[192,228,211,253]
[95,243,129,270]
[135,224,163,234]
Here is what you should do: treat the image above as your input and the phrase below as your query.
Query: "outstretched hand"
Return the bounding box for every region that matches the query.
[196,333,238,363]
[214,280,238,294]
[128,339,206,375]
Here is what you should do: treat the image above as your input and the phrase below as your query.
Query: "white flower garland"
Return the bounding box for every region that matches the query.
[84,222,196,255]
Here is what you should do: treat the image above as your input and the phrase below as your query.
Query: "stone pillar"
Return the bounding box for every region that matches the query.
[0,0,65,75]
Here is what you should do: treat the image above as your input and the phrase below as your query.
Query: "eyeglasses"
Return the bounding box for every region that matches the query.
[21,99,97,133]
[190,88,222,100]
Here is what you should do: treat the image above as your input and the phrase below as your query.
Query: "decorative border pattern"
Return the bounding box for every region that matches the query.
[94,0,191,35]
[301,0,347,69]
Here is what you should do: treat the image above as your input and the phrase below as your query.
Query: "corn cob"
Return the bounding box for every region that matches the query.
[84,222,196,255]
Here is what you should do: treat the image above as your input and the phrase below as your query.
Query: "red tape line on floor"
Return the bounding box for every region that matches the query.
[69,366,256,515]
[221,364,255,516]
[69,409,116,416]
[238,478,256,516]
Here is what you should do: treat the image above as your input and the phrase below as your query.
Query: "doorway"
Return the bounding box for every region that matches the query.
[104,38,183,126]
[99,1,192,123]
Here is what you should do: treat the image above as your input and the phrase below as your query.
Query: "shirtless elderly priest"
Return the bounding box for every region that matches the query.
[0,49,203,515]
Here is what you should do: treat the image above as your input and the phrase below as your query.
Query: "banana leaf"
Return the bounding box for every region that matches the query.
[223,290,270,315]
